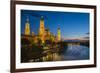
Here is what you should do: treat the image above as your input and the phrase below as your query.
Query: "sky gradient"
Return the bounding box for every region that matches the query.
[21,10,89,39]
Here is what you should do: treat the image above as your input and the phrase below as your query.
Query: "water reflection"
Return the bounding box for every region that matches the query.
[28,44,89,62]
[62,45,89,60]
[42,53,62,61]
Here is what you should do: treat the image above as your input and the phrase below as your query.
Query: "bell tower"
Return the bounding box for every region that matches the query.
[57,27,61,41]
[24,17,30,35]
[39,16,45,43]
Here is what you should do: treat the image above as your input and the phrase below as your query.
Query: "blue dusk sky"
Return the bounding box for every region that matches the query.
[21,10,89,39]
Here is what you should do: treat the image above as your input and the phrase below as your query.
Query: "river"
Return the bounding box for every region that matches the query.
[28,44,89,62]
[41,44,89,61]
[62,45,89,60]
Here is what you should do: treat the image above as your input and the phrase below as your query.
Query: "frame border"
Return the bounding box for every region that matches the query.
[10,1,97,73]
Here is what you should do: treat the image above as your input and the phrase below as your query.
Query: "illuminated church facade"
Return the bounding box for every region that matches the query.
[23,16,61,44]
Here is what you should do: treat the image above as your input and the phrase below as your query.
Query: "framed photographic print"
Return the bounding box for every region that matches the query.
[11,1,97,73]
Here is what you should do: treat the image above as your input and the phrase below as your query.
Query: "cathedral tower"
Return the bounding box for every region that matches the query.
[39,16,45,43]
[57,27,61,41]
[24,17,30,35]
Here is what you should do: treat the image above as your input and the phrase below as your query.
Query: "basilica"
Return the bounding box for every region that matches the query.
[21,16,61,45]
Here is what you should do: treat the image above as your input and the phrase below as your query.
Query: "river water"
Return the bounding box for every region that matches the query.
[62,45,89,60]
[41,44,89,61]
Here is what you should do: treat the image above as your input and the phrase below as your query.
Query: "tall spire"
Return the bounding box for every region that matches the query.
[24,16,30,35]
[26,16,29,22]
[41,16,44,20]
[39,16,45,43]
[57,24,61,41]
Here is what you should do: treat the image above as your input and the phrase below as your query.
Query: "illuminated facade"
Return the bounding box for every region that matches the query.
[24,17,30,35]
[57,28,61,41]
[39,16,45,43]
[23,16,61,44]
